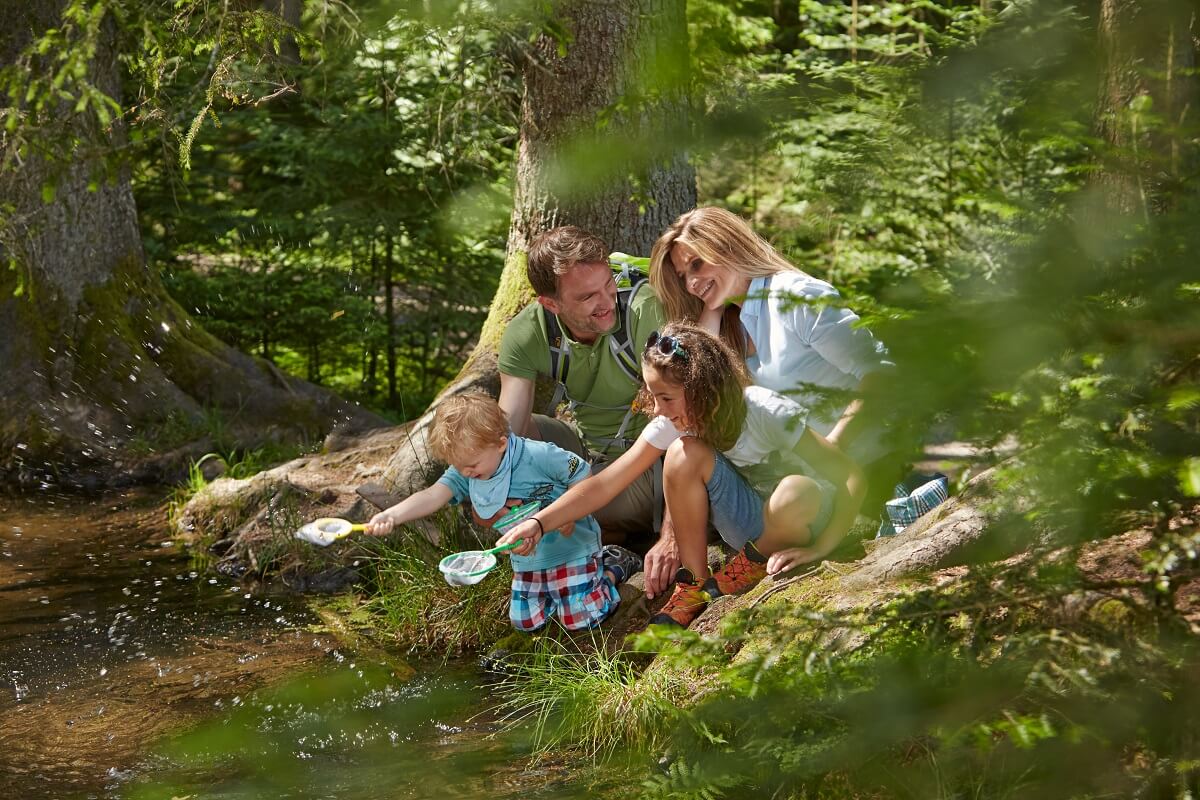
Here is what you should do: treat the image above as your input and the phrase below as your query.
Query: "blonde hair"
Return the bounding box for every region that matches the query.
[649,207,798,356]
[639,321,749,452]
[428,392,509,463]
[526,226,609,297]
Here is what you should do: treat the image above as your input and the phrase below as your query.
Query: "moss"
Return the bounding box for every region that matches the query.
[474,250,536,355]
[1087,597,1134,631]
[4,271,64,358]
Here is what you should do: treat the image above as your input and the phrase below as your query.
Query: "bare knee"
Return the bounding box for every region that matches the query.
[767,475,822,523]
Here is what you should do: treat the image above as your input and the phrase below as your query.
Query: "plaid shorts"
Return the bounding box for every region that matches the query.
[876,472,950,538]
[509,552,620,632]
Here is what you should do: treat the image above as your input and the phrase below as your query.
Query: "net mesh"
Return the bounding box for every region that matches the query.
[440,551,495,576]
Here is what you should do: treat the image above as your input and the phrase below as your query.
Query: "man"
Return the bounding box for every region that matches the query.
[497,226,680,598]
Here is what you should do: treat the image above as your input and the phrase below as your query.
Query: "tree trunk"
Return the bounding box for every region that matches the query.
[384,233,397,409]
[378,0,697,495]
[1095,0,1198,215]
[0,1,383,489]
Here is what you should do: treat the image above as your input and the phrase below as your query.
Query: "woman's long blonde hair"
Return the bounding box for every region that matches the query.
[649,206,799,357]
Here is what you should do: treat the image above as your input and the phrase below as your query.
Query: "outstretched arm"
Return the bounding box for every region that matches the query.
[366,483,454,537]
[497,439,663,556]
[766,428,865,573]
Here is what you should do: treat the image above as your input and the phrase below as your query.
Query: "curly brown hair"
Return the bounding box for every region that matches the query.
[638,321,749,452]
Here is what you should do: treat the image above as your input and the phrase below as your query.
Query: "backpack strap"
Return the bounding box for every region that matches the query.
[543,308,571,416]
[606,252,649,385]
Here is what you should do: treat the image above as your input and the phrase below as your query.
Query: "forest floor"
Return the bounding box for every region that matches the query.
[169,420,1200,666]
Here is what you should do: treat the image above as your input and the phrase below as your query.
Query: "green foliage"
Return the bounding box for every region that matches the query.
[131,8,517,416]
[492,635,690,758]
[627,549,1200,799]
[2,0,517,414]
[7,0,1200,795]
[361,517,514,655]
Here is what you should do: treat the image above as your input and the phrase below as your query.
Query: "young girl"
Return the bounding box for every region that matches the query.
[498,322,866,628]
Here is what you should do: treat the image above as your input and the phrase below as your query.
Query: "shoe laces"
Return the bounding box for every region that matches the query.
[722,550,764,582]
[662,579,708,610]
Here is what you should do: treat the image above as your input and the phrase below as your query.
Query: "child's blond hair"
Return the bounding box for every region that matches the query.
[428,392,509,463]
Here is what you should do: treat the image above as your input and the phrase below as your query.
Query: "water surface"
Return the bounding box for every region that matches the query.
[0,490,606,798]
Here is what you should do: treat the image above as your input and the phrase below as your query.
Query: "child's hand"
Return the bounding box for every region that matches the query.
[766,546,825,575]
[366,511,395,537]
[556,520,575,538]
[496,518,543,557]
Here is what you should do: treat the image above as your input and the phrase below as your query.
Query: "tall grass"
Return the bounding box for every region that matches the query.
[362,515,513,656]
[491,634,690,758]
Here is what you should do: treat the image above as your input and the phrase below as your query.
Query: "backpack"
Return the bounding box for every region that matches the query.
[543,252,650,452]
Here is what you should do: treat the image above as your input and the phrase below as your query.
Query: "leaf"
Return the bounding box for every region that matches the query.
[1179,458,1200,497]
[1167,387,1200,412]
[41,182,56,204]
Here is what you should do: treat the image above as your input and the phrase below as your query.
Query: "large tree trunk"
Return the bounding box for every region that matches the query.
[0,1,383,489]
[378,0,697,495]
[1095,0,1197,215]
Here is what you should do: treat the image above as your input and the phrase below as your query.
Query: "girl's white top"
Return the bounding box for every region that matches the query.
[639,385,834,499]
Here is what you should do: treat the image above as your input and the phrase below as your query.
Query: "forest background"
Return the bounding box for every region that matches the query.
[3,0,1200,797]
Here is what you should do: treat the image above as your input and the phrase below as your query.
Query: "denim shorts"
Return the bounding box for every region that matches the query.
[705,453,835,550]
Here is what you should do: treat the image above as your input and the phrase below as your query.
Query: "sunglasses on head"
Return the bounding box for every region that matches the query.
[646,331,688,361]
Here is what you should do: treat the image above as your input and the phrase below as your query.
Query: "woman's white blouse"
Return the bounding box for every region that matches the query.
[739,270,890,463]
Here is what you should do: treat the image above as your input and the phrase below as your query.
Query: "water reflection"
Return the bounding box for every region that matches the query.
[0,491,613,799]
[128,664,589,799]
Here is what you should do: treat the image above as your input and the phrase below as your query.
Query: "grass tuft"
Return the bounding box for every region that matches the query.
[361,514,513,656]
[491,634,688,758]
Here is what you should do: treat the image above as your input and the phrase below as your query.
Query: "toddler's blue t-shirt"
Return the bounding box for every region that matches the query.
[437,438,602,571]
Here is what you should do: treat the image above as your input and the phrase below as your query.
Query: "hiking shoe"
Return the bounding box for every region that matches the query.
[701,541,768,598]
[601,544,643,585]
[648,568,710,628]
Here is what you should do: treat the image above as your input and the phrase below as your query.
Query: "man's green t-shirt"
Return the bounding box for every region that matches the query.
[498,284,665,456]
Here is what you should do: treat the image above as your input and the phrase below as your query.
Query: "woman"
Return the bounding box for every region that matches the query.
[649,206,891,468]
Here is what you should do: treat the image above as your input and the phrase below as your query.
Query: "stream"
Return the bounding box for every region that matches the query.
[0,489,607,798]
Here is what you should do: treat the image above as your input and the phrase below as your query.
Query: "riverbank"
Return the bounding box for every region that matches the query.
[169,432,1200,798]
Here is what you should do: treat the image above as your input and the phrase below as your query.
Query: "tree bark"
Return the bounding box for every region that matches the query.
[0,1,383,489]
[378,0,697,495]
[1095,0,1198,215]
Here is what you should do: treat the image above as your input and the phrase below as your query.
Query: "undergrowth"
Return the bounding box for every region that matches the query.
[626,544,1200,800]
[360,512,513,656]
[491,633,691,759]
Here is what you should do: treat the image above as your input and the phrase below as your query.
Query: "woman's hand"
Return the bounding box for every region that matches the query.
[496,518,543,557]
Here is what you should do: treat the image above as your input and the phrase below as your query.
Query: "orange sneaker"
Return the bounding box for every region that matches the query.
[648,568,711,628]
[701,541,768,598]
